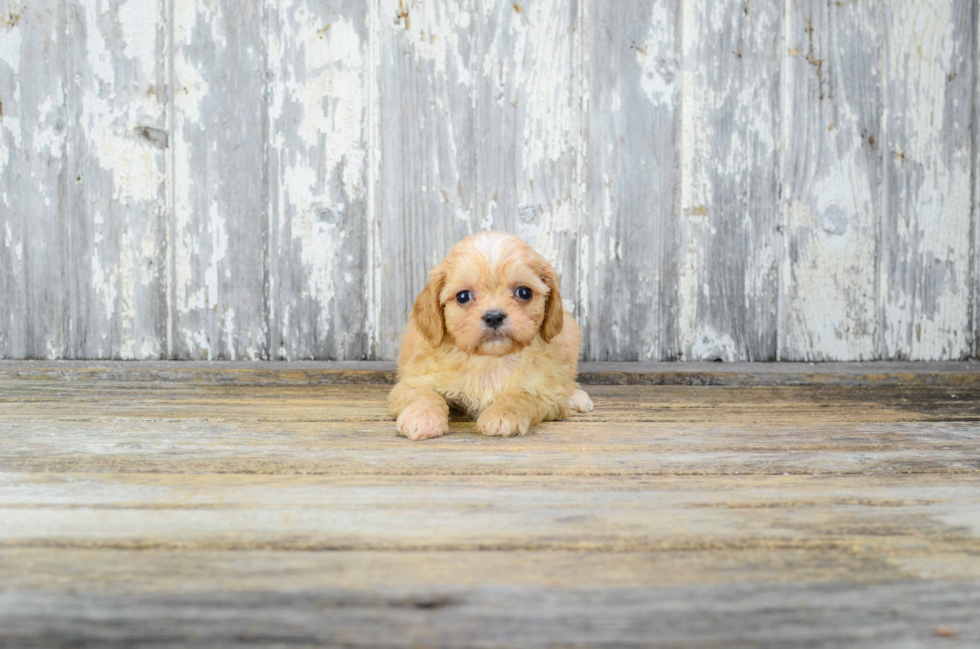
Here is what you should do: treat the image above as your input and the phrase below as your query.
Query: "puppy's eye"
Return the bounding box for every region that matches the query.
[515,286,533,300]
[455,290,472,305]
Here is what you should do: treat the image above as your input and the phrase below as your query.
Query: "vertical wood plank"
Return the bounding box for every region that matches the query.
[678,0,780,362]
[780,0,881,361]
[582,0,679,360]
[376,0,482,359]
[171,0,268,360]
[267,0,371,360]
[0,2,68,359]
[974,1,979,360]
[881,0,976,360]
[67,0,168,359]
[476,0,581,330]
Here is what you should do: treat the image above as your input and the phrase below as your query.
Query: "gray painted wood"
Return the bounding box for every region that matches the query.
[975,1,980,362]
[0,2,68,359]
[1,359,978,386]
[780,0,881,361]
[880,0,976,360]
[266,0,372,360]
[583,0,680,361]
[1,0,979,361]
[678,0,781,362]
[170,0,268,360]
[476,0,580,327]
[376,0,581,360]
[377,0,484,359]
[67,0,168,359]
[3,581,979,648]
[2,369,980,645]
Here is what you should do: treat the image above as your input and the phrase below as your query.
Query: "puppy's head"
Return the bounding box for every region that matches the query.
[411,232,563,356]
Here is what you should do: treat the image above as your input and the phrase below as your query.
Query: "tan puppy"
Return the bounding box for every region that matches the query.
[389,231,593,441]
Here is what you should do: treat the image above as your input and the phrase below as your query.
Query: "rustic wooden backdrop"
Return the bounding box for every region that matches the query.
[1,0,978,361]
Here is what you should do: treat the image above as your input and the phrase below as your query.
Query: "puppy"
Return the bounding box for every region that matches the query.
[389,231,593,441]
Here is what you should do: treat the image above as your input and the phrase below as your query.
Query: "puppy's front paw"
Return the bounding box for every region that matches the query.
[397,405,449,441]
[569,389,593,413]
[477,407,530,437]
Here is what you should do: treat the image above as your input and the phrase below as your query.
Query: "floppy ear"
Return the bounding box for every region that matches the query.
[411,269,447,346]
[539,263,564,342]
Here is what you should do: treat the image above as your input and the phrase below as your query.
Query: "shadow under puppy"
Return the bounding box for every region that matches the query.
[390,232,593,441]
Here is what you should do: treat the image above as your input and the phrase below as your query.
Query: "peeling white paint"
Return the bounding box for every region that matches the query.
[272,4,369,358]
[678,0,780,360]
[82,2,114,86]
[689,326,738,363]
[0,115,21,177]
[140,339,159,359]
[116,226,136,359]
[45,340,59,361]
[881,0,973,360]
[172,9,212,320]
[0,20,23,71]
[32,96,62,157]
[290,14,365,200]
[118,0,158,66]
[3,0,978,362]
[184,329,213,361]
[403,0,472,88]
[222,308,236,360]
[4,225,21,261]
[72,0,167,359]
[90,128,161,204]
[481,197,496,231]
[636,3,678,108]
[90,248,117,322]
[284,165,343,325]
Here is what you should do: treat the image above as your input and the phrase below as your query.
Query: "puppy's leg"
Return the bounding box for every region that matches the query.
[389,382,450,441]
[477,391,567,437]
[569,388,593,412]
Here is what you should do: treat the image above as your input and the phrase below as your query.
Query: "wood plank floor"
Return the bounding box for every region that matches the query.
[1,362,979,647]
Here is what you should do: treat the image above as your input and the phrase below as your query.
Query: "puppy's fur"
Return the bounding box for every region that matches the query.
[389,232,593,441]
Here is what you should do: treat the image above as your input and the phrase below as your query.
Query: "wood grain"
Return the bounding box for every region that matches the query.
[376,0,482,359]
[5,547,980,593]
[880,0,977,360]
[170,0,268,360]
[678,0,781,362]
[781,0,881,361]
[2,380,979,479]
[2,1,979,362]
[67,0,168,360]
[974,0,980,362]
[2,580,977,648]
[266,0,372,361]
[3,472,980,551]
[477,0,580,318]
[583,0,679,361]
[1,359,979,386]
[1,365,979,645]
[0,2,68,359]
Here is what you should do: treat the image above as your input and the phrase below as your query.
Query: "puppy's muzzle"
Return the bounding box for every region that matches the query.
[482,310,507,329]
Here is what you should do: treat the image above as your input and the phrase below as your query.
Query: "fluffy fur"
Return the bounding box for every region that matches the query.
[389,232,593,441]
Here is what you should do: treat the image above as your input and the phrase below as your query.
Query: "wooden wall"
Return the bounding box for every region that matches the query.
[1,0,977,361]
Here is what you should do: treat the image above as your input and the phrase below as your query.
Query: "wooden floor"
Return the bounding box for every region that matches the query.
[2,361,979,647]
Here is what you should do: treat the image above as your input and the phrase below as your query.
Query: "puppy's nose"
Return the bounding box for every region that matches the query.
[482,310,507,329]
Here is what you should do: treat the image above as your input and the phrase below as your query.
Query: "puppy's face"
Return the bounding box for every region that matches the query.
[411,232,563,356]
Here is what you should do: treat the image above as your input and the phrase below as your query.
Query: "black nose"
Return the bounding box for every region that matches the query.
[482,310,507,329]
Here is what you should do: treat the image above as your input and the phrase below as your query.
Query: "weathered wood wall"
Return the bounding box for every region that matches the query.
[1,0,977,361]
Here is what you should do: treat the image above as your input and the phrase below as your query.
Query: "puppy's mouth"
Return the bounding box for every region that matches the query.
[476,328,516,354]
[482,328,509,341]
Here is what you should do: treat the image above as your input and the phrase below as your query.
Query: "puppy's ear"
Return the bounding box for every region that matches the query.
[411,268,447,346]
[539,262,564,342]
